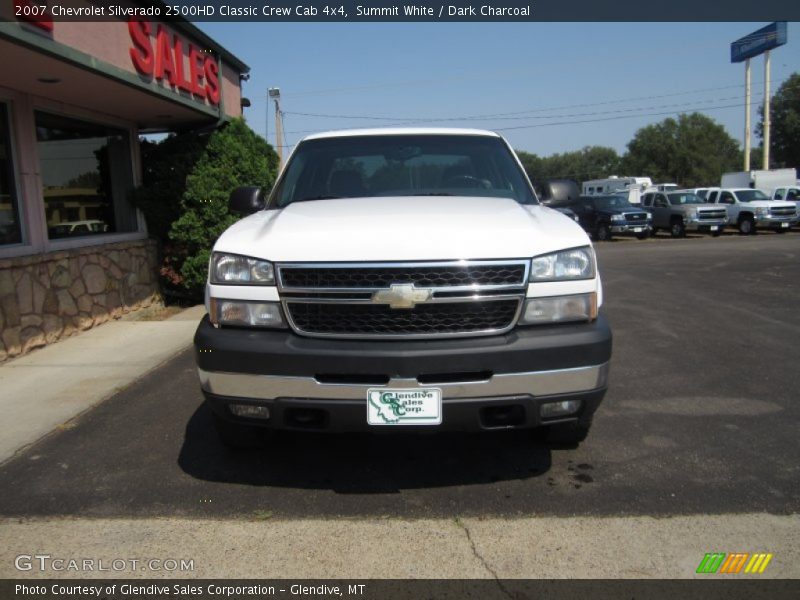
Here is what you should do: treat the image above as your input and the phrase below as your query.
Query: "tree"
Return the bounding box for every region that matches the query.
[622,113,740,187]
[169,118,279,298]
[516,146,621,184]
[757,72,800,169]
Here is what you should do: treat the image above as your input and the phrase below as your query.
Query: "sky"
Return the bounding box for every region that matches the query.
[197,22,800,158]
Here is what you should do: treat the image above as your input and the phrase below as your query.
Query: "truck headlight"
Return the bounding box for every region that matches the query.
[530,246,595,282]
[610,214,625,222]
[210,252,275,285]
[755,207,769,216]
[211,299,286,328]
[519,293,598,325]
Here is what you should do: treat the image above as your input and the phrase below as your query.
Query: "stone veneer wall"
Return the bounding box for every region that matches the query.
[0,239,161,362]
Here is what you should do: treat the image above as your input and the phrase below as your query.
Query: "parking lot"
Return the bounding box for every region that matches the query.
[0,231,798,522]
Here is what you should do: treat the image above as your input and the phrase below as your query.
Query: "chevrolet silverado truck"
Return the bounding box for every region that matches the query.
[705,188,796,234]
[194,129,612,448]
[563,195,652,241]
[640,190,727,237]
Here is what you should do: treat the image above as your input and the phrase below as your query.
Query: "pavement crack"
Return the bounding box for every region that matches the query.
[454,517,514,599]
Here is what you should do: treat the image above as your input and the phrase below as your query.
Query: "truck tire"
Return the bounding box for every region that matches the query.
[738,215,755,235]
[541,421,592,446]
[212,412,265,450]
[670,218,686,238]
[712,229,722,237]
[595,224,612,242]
[650,227,658,237]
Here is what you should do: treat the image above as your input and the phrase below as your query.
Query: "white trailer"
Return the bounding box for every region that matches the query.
[582,176,652,196]
[720,169,797,196]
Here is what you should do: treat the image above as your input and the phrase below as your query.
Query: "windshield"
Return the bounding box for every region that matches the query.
[594,196,633,210]
[271,134,537,207]
[736,190,770,202]
[668,193,704,205]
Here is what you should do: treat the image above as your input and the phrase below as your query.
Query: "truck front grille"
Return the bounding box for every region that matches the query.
[286,299,520,337]
[770,207,796,217]
[280,264,526,289]
[623,212,648,222]
[698,209,727,220]
[277,260,529,339]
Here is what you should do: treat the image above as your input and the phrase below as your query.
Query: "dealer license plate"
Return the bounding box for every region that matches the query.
[781,222,790,228]
[633,227,643,233]
[367,388,442,425]
[710,225,718,231]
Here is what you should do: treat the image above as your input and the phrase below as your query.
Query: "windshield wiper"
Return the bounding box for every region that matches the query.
[294,195,342,202]
[413,192,454,196]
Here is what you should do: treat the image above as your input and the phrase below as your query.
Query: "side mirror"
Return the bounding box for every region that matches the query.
[229,186,265,216]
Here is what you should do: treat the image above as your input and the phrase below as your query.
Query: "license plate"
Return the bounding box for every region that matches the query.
[633,227,643,233]
[710,225,718,231]
[367,388,442,425]
[781,222,789,228]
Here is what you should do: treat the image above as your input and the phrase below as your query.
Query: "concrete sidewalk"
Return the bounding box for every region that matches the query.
[0,305,205,464]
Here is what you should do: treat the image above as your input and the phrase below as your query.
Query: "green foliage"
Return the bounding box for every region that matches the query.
[169,118,279,298]
[516,146,621,184]
[757,72,800,169]
[621,113,740,187]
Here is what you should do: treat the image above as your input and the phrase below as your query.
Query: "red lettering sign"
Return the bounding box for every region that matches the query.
[14,0,54,32]
[127,18,220,107]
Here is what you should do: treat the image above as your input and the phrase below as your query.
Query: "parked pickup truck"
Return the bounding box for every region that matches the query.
[641,190,727,237]
[772,186,800,222]
[194,128,611,448]
[705,188,797,234]
[563,195,652,241]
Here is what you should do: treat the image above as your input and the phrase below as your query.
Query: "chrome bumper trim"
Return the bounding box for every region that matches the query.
[198,363,610,401]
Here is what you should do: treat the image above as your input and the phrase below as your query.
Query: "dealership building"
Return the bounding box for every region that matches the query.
[0,4,248,361]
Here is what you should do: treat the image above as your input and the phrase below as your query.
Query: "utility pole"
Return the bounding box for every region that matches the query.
[763,50,771,170]
[268,87,282,167]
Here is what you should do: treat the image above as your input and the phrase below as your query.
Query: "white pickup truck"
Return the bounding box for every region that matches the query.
[705,188,797,234]
[194,128,611,448]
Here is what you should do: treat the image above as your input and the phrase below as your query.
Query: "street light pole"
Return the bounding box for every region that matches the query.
[744,58,751,171]
[268,87,282,167]
[763,50,771,170]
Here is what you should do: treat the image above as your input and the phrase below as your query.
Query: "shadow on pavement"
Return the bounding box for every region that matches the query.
[177,404,553,493]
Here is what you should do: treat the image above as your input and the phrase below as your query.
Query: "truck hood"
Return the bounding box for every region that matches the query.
[214,196,590,262]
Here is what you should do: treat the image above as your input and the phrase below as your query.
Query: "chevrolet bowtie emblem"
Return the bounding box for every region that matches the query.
[372,284,433,309]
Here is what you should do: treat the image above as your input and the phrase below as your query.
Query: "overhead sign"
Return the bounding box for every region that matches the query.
[731,22,787,63]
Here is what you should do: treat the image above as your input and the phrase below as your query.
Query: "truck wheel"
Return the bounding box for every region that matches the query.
[670,219,686,238]
[738,216,755,235]
[712,229,722,237]
[541,421,592,446]
[212,412,265,450]
[650,227,658,237]
[635,230,649,240]
[774,227,786,234]
[595,224,611,242]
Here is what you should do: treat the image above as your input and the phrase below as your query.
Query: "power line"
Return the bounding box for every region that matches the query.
[281,76,796,128]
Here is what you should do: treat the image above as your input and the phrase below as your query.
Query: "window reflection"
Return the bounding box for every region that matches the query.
[0,103,22,246]
[35,112,135,240]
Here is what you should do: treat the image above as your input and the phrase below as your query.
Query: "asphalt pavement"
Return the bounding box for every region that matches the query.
[0,232,798,519]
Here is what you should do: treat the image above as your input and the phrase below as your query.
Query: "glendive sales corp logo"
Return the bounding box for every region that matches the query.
[696,552,774,574]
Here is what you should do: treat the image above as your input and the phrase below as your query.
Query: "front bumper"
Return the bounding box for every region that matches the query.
[754,215,795,229]
[610,223,651,235]
[685,218,727,232]
[194,315,612,432]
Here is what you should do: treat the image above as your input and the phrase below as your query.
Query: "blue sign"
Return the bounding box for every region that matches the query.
[731,22,788,63]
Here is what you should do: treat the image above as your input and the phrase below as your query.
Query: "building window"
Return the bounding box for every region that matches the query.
[0,103,22,246]
[35,111,136,240]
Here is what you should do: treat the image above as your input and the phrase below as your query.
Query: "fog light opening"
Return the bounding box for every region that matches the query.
[229,404,271,420]
[540,400,581,419]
